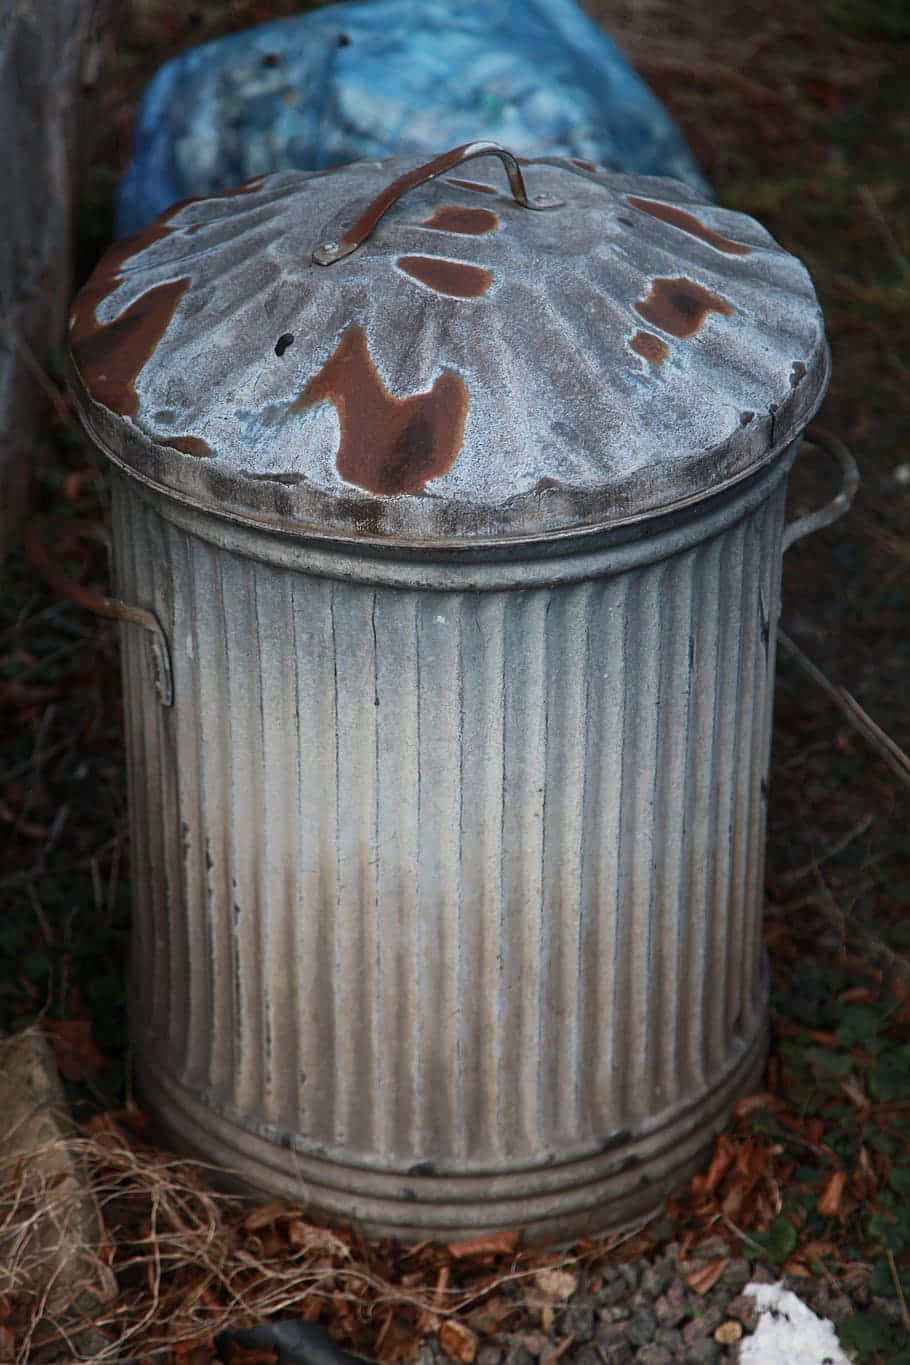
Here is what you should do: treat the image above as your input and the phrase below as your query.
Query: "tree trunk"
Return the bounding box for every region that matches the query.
[0,0,102,560]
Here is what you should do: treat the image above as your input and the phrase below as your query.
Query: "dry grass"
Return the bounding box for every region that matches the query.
[0,1116,609,1365]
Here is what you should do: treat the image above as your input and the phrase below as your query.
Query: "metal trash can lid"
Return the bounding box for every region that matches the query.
[68,142,830,546]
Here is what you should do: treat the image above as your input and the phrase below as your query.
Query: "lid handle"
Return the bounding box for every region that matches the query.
[313,141,564,266]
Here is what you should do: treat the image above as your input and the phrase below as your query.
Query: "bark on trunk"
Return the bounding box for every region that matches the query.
[0,0,102,559]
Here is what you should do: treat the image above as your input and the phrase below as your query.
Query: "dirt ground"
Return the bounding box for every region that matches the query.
[1,0,909,1360]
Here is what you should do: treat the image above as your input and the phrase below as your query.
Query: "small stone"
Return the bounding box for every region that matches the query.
[749,1263,776,1285]
[476,1346,503,1365]
[692,1235,729,1262]
[681,1305,723,1346]
[842,1266,872,1308]
[570,1346,605,1365]
[504,1343,535,1365]
[639,1261,672,1297]
[713,1320,742,1346]
[686,1341,719,1364]
[871,1295,903,1323]
[596,1279,630,1309]
[653,1279,687,1328]
[589,1342,632,1365]
[599,1306,632,1325]
[562,1295,597,1342]
[596,1320,631,1351]
[652,1327,682,1351]
[618,1264,640,1290]
[625,1310,656,1348]
[724,1293,758,1332]
[634,1347,671,1365]
[720,1257,750,1291]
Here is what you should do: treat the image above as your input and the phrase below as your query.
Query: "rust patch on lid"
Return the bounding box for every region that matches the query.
[627,197,753,255]
[635,277,733,339]
[162,435,213,457]
[291,324,469,497]
[571,159,598,172]
[423,205,499,235]
[70,276,190,416]
[69,210,195,415]
[397,255,492,298]
[790,360,807,386]
[630,331,669,364]
[445,178,498,195]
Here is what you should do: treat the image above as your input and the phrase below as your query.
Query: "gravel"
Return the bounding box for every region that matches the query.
[479,1242,875,1365]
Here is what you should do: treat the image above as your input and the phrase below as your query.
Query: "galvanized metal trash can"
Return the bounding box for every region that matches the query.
[64,143,857,1241]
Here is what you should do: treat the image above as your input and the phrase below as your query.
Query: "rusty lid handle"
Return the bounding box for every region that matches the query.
[313,141,564,266]
[782,425,859,552]
[25,516,174,707]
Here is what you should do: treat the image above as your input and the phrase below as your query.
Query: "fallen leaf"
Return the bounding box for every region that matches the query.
[818,1170,848,1218]
[533,1268,578,1301]
[734,1092,779,1118]
[696,1134,736,1194]
[800,1240,839,1262]
[46,1016,106,1081]
[685,1258,728,1296]
[447,1230,521,1258]
[242,1201,289,1231]
[464,1296,518,1333]
[439,1319,478,1364]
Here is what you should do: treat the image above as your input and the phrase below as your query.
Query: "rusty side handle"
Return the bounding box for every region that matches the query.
[25,516,173,707]
[782,424,859,552]
[313,141,564,266]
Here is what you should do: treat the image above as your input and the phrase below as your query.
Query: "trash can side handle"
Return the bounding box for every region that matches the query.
[313,141,564,265]
[782,425,859,552]
[24,515,174,707]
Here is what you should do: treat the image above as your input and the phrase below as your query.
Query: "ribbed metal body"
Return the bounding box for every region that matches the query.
[115,443,792,1242]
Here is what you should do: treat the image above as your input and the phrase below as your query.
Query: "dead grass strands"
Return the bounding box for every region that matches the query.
[0,1120,612,1365]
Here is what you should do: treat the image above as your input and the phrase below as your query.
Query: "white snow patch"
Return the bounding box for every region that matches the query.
[739,1282,852,1364]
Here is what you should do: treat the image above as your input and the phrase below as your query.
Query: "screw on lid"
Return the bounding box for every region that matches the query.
[67,145,829,545]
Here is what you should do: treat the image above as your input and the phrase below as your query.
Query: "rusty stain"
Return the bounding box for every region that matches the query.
[423,205,499,235]
[630,331,669,364]
[162,435,213,458]
[445,178,498,195]
[397,255,492,298]
[571,159,598,172]
[635,277,733,339]
[740,411,755,425]
[627,197,753,255]
[535,477,562,492]
[71,276,190,416]
[290,324,468,496]
[790,360,807,386]
[69,211,193,415]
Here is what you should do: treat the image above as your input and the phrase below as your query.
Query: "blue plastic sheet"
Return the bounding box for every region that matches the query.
[117,0,709,236]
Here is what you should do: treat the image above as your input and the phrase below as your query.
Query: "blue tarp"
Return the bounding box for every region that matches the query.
[117,0,708,236]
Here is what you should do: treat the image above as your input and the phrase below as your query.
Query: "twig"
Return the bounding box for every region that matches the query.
[779,813,876,885]
[0,319,72,428]
[859,185,910,280]
[777,630,910,790]
[887,1249,910,1341]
